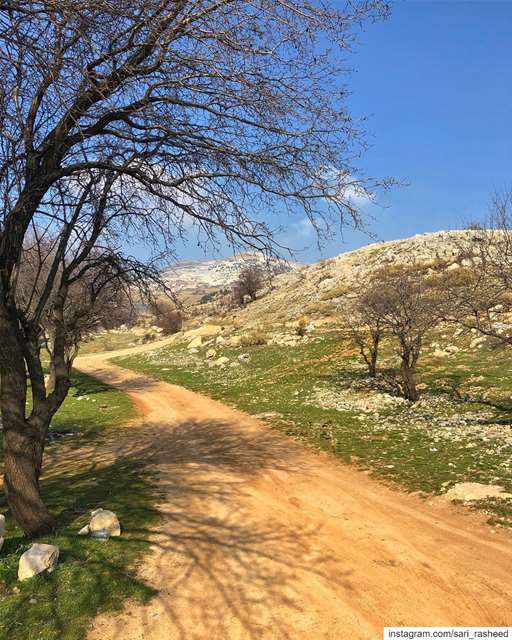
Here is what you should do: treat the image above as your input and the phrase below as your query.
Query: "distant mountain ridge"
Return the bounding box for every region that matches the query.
[162,252,302,291]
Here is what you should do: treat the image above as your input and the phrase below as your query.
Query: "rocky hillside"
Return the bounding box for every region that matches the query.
[162,252,301,292]
[230,230,480,328]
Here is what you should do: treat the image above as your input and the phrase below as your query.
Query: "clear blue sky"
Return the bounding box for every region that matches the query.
[157,1,512,264]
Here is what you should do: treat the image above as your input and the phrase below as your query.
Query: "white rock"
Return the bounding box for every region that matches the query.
[77,525,90,536]
[443,483,512,503]
[89,509,121,538]
[215,356,230,366]
[444,345,459,354]
[18,544,59,581]
[0,514,5,552]
[184,324,222,338]
[187,336,203,349]
[206,348,216,359]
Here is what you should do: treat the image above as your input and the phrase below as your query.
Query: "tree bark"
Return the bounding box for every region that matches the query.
[3,418,55,536]
[400,362,418,402]
[0,302,55,536]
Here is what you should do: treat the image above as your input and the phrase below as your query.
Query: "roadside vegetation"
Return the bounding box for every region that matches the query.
[115,329,512,529]
[0,372,159,640]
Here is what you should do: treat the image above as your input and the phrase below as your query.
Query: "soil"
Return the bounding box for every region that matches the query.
[75,342,512,640]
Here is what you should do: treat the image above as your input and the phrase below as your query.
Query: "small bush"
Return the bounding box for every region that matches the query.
[295,318,308,336]
[151,301,183,335]
[240,330,267,347]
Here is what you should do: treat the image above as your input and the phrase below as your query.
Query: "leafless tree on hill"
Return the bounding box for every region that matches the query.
[0,0,392,535]
[345,282,387,378]
[371,267,445,401]
[443,191,512,347]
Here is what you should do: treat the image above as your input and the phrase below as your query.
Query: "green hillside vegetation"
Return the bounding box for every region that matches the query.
[114,327,512,528]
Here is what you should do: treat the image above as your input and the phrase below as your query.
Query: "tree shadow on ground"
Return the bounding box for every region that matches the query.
[1,413,350,640]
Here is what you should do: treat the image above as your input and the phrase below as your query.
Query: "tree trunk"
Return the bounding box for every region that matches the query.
[368,350,378,378]
[401,362,418,402]
[3,418,55,536]
[0,303,55,536]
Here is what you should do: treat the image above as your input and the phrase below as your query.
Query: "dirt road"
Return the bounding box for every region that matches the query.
[76,348,512,640]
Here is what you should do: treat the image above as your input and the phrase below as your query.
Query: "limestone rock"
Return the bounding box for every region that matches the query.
[184,325,222,339]
[187,336,203,349]
[18,544,59,581]
[443,483,512,503]
[215,356,230,366]
[88,509,121,539]
[206,348,217,359]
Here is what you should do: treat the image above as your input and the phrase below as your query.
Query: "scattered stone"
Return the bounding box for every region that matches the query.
[18,544,59,581]
[88,509,121,539]
[206,348,217,359]
[238,353,250,361]
[444,345,459,354]
[215,356,230,367]
[254,412,283,420]
[443,483,512,503]
[187,336,203,349]
[470,337,486,349]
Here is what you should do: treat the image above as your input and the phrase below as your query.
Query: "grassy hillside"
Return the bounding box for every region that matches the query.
[0,372,159,640]
[114,328,512,528]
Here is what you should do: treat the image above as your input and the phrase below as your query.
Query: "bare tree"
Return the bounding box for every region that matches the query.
[375,267,443,401]
[0,1,391,535]
[150,299,183,335]
[345,282,387,378]
[443,191,512,346]
[234,265,265,304]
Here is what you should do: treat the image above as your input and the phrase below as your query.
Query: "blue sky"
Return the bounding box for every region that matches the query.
[169,1,512,264]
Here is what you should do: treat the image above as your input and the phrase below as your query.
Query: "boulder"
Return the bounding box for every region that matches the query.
[0,514,5,552]
[184,325,222,339]
[443,483,512,503]
[88,509,121,539]
[187,336,203,349]
[18,544,59,581]
[444,345,459,354]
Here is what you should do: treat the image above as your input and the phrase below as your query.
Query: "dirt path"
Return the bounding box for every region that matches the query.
[76,349,512,640]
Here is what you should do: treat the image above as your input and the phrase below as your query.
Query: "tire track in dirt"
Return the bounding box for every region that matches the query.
[75,348,512,640]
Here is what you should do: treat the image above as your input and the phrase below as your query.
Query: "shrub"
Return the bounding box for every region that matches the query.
[151,300,183,335]
[295,318,308,336]
[240,330,268,347]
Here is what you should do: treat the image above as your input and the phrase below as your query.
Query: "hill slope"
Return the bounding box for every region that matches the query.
[232,230,479,327]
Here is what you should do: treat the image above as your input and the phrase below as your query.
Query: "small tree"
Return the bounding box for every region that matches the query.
[0,0,391,536]
[235,265,265,303]
[376,267,443,401]
[443,191,512,346]
[150,300,183,335]
[345,282,387,378]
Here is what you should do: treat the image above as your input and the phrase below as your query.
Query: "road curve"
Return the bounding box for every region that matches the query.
[75,348,512,640]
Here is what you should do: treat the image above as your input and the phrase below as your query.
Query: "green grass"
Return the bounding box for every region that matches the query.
[0,371,160,640]
[114,330,512,527]
[78,331,141,355]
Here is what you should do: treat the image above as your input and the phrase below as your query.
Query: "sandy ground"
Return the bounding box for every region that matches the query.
[75,345,512,640]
